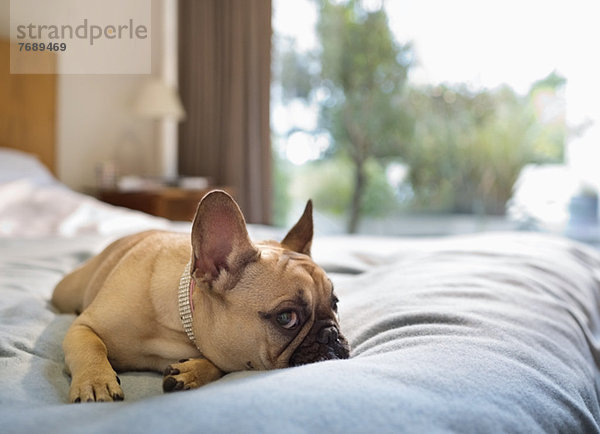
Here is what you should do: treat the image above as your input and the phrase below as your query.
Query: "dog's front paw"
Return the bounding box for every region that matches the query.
[69,373,124,403]
[163,358,223,392]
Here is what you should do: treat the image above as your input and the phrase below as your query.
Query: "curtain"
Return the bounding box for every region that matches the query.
[178,0,272,224]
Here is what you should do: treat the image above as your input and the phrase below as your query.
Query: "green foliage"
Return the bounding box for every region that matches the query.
[290,156,398,217]
[291,157,352,215]
[530,70,567,92]
[405,83,564,214]
[277,41,314,101]
[361,159,400,216]
[316,0,413,161]
[272,152,293,227]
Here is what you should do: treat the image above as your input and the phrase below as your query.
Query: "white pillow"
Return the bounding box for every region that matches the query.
[0,147,55,185]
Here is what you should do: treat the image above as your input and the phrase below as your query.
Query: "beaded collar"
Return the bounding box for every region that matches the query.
[178,261,197,346]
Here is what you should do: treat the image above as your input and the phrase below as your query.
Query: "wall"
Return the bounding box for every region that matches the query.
[0,0,176,191]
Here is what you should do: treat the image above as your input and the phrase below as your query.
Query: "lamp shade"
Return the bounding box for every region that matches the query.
[134,79,186,121]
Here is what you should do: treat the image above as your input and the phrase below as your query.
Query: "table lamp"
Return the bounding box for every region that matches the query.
[134,78,185,180]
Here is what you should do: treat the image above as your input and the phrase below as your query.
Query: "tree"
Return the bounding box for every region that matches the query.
[277,0,413,233]
[405,79,565,214]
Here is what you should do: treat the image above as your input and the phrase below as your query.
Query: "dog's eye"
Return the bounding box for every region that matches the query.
[276,310,299,330]
[332,295,339,313]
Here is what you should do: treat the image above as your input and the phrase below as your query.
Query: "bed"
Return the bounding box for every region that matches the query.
[2,148,600,433]
[3,38,600,432]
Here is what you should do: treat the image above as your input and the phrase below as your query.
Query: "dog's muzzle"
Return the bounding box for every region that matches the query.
[289,322,350,366]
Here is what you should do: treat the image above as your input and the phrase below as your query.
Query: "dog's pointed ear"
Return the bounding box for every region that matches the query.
[191,191,258,282]
[281,200,313,256]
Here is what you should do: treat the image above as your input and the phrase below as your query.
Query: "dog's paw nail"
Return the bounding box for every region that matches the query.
[112,393,124,401]
[163,376,186,392]
[164,366,180,376]
[163,376,177,392]
[86,398,94,402]
[116,376,121,385]
[73,397,81,403]
[179,358,189,363]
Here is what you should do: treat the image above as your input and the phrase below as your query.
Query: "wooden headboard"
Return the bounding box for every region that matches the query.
[0,39,57,174]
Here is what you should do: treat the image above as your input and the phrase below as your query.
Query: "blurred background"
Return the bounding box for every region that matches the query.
[1,0,599,245]
[271,0,600,244]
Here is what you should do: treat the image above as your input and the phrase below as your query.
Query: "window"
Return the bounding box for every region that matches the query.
[271,0,600,238]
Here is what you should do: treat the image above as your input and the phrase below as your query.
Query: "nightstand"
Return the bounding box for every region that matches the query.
[97,187,233,221]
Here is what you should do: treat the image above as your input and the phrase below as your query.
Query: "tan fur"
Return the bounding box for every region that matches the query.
[52,191,348,403]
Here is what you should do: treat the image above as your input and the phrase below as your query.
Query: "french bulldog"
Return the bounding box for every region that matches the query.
[52,190,350,403]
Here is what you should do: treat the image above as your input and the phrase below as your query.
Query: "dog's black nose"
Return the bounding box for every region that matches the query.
[317,326,339,344]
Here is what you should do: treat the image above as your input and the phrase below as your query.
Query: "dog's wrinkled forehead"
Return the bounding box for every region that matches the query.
[257,241,332,304]
[257,242,322,276]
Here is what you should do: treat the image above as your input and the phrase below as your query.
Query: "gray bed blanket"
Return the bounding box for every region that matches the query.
[2,232,600,433]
